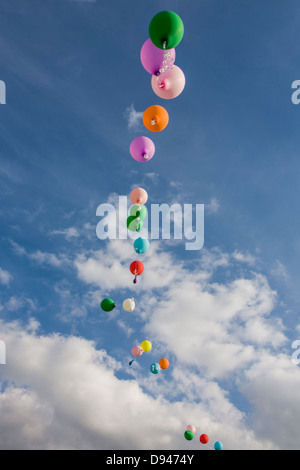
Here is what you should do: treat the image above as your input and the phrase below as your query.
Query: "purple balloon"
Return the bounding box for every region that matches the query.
[130,136,155,162]
[140,38,176,76]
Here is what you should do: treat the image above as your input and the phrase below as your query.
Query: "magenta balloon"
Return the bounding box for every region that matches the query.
[151,65,186,99]
[140,38,176,76]
[130,136,155,162]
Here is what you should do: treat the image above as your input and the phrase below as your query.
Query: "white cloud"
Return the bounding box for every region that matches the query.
[0,319,278,450]
[0,267,12,285]
[206,198,220,214]
[124,104,143,131]
[50,227,80,240]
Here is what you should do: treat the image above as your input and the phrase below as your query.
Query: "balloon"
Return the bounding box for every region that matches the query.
[158,358,169,369]
[149,10,184,50]
[186,424,196,434]
[143,105,169,132]
[129,359,135,366]
[140,38,176,76]
[130,187,148,205]
[130,260,144,284]
[184,430,194,441]
[100,298,115,312]
[127,215,142,232]
[151,65,185,100]
[130,136,155,162]
[140,340,152,352]
[123,298,135,312]
[134,237,150,254]
[130,205,147,221]
[200,434,209,444]
[131,346,143,357]
[150,362,160,374]
[214,441,223,451]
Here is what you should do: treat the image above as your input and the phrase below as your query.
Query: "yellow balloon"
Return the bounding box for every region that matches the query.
[141,340,152,352]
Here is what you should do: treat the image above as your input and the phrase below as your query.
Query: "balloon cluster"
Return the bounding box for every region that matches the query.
[130,340,169,374]
[184,425,223,450]
[130,10,185,165]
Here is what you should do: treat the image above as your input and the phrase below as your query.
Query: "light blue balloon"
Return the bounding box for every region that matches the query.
[134,237,150,254]
[214,441,223,451]
[150,363,160,374]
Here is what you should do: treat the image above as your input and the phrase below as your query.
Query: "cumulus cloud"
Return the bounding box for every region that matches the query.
[0,319,279,450]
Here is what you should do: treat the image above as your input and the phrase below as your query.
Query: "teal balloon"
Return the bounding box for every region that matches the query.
[130,205,147,221]
[214,441,223,451]
[150,363,160,374]
[134,237,150,254]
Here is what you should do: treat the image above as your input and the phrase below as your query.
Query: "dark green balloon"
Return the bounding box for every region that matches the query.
[149,10,184,50]
[184,430,194,441]
[101,298,115,312]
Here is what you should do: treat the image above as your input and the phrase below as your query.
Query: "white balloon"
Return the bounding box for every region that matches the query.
[123,298,135,312]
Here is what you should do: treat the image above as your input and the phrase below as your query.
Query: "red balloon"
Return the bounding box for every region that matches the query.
[130,261,144,275]
[200,434,209,444]
[130,261,144,284]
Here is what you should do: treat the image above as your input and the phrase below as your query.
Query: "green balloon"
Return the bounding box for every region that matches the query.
[127,215,143,232]
[149,10,184,50]
[130,205,147,221]
[101,298,115,312]
[184,430,194,441]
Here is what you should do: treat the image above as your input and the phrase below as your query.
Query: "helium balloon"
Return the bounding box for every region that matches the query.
[130,205,147,221]
[130,187,148,205]
[131,346,143,357]
[186,424,196,434]
[100,298,115,312]
[130,260,144,284]
[151,65,185,100]
[158,358,169,369]
[127,214,142,232]
[140,340,152,352]
[184,430,194,441]
[149,10,184,50]
[130,136,155,162]
[140,38,176,76]
[214,441,223,451]
[200,434,209,444]
[150,362,160,374]
[143,105,169,132]
[134,237,150,254]
[123,298,135,312]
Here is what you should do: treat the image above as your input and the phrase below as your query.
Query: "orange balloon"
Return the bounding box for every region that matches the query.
[143,105,169,132]
[159,358,169,369]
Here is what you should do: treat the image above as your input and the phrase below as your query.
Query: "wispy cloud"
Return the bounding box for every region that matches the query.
[0,267,12,285]
[124,103,143,131]
[206,197,220,214]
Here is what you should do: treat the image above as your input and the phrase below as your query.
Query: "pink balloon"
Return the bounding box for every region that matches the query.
[151,65,185,99]
[130,136,155,162]
[140,38,176,76]
[131,346,143,357]
[130,187,148,205]
[186,425,196,434]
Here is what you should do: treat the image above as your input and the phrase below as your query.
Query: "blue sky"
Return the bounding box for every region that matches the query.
[0,0,300,450]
